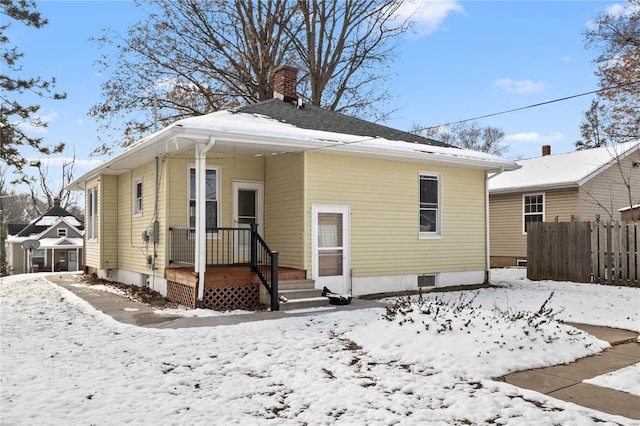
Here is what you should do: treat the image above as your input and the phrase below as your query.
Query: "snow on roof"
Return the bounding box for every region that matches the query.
[619,204,640,212]
[37,237,83,248]
[35,216,82,227]
[176,109,518,170]
[489,141,640,193]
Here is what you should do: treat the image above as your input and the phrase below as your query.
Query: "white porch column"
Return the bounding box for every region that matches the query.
[50,249,54,272]
[195,138,216,301]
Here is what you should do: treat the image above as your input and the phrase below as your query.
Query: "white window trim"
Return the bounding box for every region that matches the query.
[87,186,98,241]
[133,178,143,217]
[419,171,443,240]
[57,228,67,237]
[523,192,545,235]
[188,165,221,237]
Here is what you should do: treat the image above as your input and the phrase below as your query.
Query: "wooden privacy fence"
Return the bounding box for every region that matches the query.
[527,221,639,286]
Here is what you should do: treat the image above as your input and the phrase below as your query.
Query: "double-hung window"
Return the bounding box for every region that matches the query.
[87,186,98,240]
[189,166,219,230]
[57,228,67,237]
[523,193,544,233]
[419,173,441,238]
[133,178,143,216]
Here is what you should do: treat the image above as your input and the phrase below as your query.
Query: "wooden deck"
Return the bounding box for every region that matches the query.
[164,266,307,310]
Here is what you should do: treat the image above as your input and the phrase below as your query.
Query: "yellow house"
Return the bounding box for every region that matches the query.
[69,69,517,311]
[489,141,640,267]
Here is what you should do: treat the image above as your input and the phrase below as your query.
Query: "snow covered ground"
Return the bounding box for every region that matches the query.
[1,269,638,425]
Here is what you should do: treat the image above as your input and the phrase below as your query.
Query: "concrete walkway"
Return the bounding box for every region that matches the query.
[497,323,640,420]
[47,273,639,420]
[47,273,388,328]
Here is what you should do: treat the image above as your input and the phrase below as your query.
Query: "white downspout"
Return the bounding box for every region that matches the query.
[195,137,216,301]
[485,168,504,285]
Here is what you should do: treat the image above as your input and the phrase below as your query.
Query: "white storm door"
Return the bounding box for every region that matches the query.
[68,251,78,271]
[312,204,350,295]
[232,181,264,262]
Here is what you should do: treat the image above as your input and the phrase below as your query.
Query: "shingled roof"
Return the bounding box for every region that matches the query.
[16,203,83,237]
[235,99,452,148]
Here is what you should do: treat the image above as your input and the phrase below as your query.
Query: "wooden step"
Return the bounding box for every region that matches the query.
[279,296,330,310]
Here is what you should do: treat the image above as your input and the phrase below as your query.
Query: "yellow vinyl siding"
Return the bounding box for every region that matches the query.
[579,153,640,221]
[116,164,152,274]
[164,151,265,230]
[304,152,487,277]
[100,175,118,269]
[265,153,305,269]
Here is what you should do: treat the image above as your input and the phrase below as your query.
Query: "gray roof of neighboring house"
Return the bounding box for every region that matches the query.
[236,99,452,148]
[16,204,84,237]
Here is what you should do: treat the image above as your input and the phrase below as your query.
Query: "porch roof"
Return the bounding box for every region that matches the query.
[69,99,518,190]
[7,236,83,249]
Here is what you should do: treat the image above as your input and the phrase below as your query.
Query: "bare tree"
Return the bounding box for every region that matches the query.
[579,143,640,221]
[13,152,80,214]
[410,121,509,156]
[293,0,409,121]
[583,0,640,142]
[89,0,409,154]
[575,99,610,150]
[0,0,66,171]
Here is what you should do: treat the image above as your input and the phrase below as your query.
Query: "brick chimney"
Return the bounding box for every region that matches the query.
[53,197,61,207]
[273,65,298,101]
[542,145,551,156]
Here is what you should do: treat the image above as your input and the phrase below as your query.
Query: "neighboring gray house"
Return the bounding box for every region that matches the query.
[489,141,640,267]
[6,199,84,274]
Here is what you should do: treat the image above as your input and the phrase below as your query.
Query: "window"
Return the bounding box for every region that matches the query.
[523,193,544,233]
[57,228,67,237]
[189,167,218,229]
[133,178,143,216]
[87,186,98,240]
[419,173,441,238]
[32,249,45,269]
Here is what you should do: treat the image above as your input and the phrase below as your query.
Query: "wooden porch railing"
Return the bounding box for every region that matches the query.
[169,225,279,310]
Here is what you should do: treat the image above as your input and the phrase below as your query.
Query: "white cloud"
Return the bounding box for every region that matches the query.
[16,110,59,135]
[504,132,566,144]
[493,78,548,94]
[562,56,572,63]
[76,119,84,125]
[394,0,464,38]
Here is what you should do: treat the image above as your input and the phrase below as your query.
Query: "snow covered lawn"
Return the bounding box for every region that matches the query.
[1,270,638,425]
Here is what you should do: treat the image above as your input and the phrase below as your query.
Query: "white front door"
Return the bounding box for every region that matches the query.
[232,181,264,262]
[312,204,350,295]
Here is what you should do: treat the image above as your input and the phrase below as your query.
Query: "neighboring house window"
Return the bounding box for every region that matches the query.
[133,178,143,216]
[419,173,441,238]
[87,186,98,240]
[57,228,67,237]
[523,193,544,233]
[32,249,45,268]
[189,166,219,229]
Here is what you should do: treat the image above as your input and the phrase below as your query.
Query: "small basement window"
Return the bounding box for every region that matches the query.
[418,274,437,288]
[516,259,527,267]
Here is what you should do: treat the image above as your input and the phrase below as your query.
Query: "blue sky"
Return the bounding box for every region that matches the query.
[10,0,616,189]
